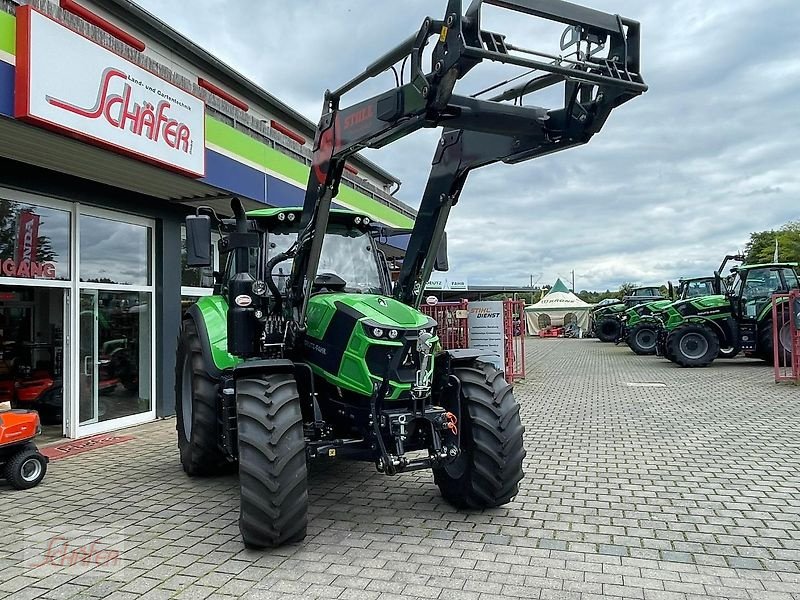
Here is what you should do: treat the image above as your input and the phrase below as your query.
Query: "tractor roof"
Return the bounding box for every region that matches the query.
[246,206,372,229]
[735,262,799,270]
[678,276,714,283]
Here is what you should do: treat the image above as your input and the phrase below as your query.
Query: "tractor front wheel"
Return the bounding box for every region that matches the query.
[719,347,740,359]
[236,373,308,548]
[434,360,526,509]
[175,319,230,476]
[666,323,720,368]
[596,317,621,343]
[627,323,659,355]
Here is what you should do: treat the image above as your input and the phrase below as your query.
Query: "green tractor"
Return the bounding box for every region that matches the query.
[657,263,799,367]
[622,276,721,355]
[178,0,646,547]
[591,286,663,342]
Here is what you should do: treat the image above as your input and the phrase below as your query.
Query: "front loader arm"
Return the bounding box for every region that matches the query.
[395,67,641,306]
[287,0,647,329]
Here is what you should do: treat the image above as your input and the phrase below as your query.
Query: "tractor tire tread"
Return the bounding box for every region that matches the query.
[237,373,308,548]
[434,360,526,509]
[175,320,229,477]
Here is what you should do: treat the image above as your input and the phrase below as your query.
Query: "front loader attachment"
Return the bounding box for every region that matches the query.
[288,0,647,325]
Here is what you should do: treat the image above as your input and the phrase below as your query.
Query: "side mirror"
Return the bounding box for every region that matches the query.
[668,282,674,301]
[434,233,449,272]
[186,215,212,268]
[714,271,723,295]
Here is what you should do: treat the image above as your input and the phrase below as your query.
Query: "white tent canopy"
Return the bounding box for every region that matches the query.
[525,279,592,335]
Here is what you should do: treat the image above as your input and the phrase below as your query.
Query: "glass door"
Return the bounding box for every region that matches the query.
[78,289,99,425]
[73,206,156,438]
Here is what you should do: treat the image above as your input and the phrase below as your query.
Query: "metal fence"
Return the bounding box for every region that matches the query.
[419,300,470,350]
[420,299,526,383]
[503,300,526,383]
[772,291,800,383]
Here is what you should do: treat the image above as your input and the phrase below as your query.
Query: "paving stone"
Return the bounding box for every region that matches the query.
[2,339,799,599]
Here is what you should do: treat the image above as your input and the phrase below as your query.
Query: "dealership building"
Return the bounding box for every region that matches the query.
[0,0,414,440]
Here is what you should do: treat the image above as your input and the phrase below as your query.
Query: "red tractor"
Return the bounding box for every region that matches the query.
[0,407,48,489]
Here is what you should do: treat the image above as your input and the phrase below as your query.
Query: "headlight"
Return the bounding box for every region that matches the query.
[373,327,385,338]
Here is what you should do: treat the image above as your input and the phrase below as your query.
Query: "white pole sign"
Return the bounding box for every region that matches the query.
[467,301,505,368]
[15,6,206,177]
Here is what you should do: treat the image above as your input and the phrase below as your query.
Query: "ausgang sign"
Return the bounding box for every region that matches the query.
[15,6,206,177]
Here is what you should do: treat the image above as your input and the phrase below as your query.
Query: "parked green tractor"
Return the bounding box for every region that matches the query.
[592,286,663,342]
[657,263,799,367]
[177,0,645,547]
[623,276,720,355]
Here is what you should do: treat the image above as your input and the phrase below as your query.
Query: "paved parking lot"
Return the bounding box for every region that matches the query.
[2,338,799,600]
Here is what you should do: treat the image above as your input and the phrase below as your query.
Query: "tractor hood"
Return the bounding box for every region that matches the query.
[305,293,434,340]
[672,294,728,311]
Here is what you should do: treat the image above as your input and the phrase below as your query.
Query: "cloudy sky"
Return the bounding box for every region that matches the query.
[137,0,800,291]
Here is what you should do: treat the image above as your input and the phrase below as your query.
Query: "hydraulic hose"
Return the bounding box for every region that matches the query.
[265,247,295,314]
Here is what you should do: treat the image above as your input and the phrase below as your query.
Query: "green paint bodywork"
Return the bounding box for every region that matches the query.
[625,299,672,328]
[193,291,438,400]
[305,293,438,400]
[191,206,436,400]
[661,295,730,331]
[195,296,240,370]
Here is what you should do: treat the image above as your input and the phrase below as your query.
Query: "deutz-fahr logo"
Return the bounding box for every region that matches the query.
[46,67,193,154]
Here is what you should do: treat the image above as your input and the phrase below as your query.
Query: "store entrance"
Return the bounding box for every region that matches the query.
[0,285,66,444]
[78,289,152,428]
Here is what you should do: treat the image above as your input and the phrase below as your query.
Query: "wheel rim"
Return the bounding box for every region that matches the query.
[779,323,792,354]
[679,332,708,360]
[635,329,656,350]
[181,353,193,441]
[21,457,43,482]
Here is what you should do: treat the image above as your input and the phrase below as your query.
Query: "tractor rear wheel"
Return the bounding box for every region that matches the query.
[627,323,659,355]
[175,319,229,476]
[596,317,621,343]
[236,373,308,548]
[759,312,791,366]
[666,323,720,368]
[434,360,526,509]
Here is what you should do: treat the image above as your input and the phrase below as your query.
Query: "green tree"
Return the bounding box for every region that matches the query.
[745,221,800,264]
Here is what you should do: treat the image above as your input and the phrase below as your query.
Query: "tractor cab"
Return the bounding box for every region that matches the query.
[678,276,722,299]
[728,264,799,320]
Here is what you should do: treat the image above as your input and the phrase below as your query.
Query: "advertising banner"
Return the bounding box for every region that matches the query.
[14,210,40,265]
[467,301,505,367]
[15,6,206,177]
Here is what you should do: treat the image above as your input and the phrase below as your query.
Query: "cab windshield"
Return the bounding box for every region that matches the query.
[268,229,385,295]
[683,280,717,298]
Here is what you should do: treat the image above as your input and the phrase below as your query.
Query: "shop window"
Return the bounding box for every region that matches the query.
[564,312,577,325]
[0,285,65,439]
[0,197,71,281]
[79,215,151,285]
[538,314,551,329]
